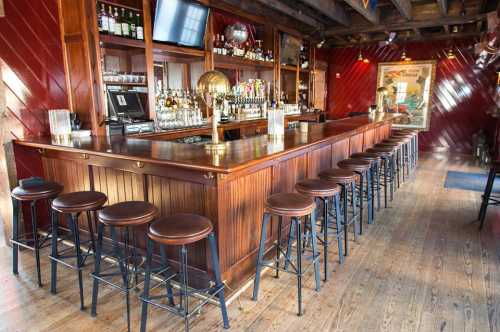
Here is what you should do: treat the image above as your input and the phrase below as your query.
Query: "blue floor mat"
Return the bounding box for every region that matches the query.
[444,171,500,193]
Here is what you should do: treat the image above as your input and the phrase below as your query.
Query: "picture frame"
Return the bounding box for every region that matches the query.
[376,60,437,131]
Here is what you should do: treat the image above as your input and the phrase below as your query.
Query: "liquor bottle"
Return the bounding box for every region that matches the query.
[98,3,109,33]
[129,11,137,39]
[113,7,122,36]
[212,34,218,54]
[121,8,130,37]
[136,13,144,40]
[107,6,115,35]
[220,35,227,56]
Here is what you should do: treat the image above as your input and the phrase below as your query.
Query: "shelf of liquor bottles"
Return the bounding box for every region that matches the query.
[96,1,145,42]
[213,54,274,71]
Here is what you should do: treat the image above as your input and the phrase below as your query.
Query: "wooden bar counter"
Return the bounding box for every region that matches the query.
[14,114,398,290]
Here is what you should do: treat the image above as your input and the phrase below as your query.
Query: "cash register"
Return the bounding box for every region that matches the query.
[106,90,155,136]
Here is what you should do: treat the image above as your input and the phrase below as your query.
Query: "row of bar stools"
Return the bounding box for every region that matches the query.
[140,213,230,331]
[295,179,343,280]
[253,193,321,316]
[319,169,359,256]
[91,201,158,331]
[478,161,500,230]
[393,129,419,169]
[50,191,107,310]
[11,180,63,286]
[338,158,373,233]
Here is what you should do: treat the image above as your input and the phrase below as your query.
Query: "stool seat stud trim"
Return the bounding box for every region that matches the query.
[148,213,213,245]
[98,201,158,226]
[265,193,316,217]
[52,191,107,213]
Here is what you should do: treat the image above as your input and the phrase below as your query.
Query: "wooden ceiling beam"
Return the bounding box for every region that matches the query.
[343,0,380,24]
[299,0,350,26]
[390,0,412,20]
[255,0,323,29]
[437,0,448,16]
[324,13,486,36]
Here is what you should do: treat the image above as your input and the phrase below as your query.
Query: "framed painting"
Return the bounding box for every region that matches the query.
[376,60,437,131]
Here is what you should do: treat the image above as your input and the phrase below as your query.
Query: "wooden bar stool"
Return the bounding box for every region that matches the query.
[252,193,320,316]
[140,213,229,331]
[50,191,107,310]
[351,152,382,215]
[296,179,343,281]
[338,158,373,232]
[478,161,500,230]
[365,146,396,208]
[11,179,63,286]
[91,201,158,332]
[319,169,358,257]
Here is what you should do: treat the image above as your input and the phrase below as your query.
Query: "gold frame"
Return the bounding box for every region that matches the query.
[376,60,437,131]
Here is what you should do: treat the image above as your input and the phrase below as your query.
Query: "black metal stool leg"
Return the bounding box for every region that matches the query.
[50,209,59,294]
[12,198,19,275]
[479,168,496,230]
[358,173,364,235]
[383,158,388,208]
[309,212,321,292]
[86,211,97,255]
[275,216,282,278]
[343,185,349,256]
[70,214,85,310]
[208,233,230,329]
[110,226,131,331]
[159,244,175,305]
[180,245,189,331]
[333,193,344,264]
[91,222,105,317]
[30,200,42,287]
[322,197,329,281]
[351,181,359,241]
[252,213,271,301]
[295,217,303,316]
[390,155,395,200]
[284,219,295,271]
[140,238,154,332]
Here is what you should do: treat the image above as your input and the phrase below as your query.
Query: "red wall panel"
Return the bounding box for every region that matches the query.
[327,39,498,153]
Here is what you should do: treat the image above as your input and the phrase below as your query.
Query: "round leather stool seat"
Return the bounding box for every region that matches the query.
[295,179,341,197]
[319,168,357,184]
[338,158,371,172]
[52,191,107,213]
[375,142,399,150]
[391,132,414,139]
[387,136,411,143]
[265,193,315,217]
[98,201,158,226]
[351,152,382,162]
[365,147,394,157]
[382,138,405,145]
[12,182,63,201]
[148,213,213,245]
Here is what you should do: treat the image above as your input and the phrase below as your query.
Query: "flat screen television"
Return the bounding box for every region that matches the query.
[153,0,209,49]
[280,33,300,66]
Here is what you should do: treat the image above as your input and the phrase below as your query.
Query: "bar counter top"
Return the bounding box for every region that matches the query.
[15,114,400,174]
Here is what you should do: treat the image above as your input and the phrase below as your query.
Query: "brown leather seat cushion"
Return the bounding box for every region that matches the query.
[295,179,341,198]
[338,158,371,172]
[52,191,107,213]
[98,201,158,226]
[351,152,381,162]
[319,168,357,184]
[148,213,213,245]
[382,138,405,145]
[265,193,316,217]
[391,132,414,139]
[375,142,399,150]
[12,182,63,201]
[365,147,393,157]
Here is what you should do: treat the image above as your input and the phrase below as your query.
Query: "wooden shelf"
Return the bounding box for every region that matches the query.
[214,54,274,71]
[103,81,147,86]
[152,42,205,59]
[281,64,298,72]
[99,34,146,50]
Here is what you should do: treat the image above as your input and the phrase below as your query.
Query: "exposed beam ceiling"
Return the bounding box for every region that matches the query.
[254,0,323,29]
[437,0,448,16]
[324,13,486,36]
[390,0,412,20]
[343,0,380,24]
[299,0,350,26]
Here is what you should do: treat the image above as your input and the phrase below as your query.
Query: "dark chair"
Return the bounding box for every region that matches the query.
[478,161,500,230]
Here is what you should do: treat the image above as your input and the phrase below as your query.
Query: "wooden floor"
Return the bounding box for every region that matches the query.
[1,153,499,332]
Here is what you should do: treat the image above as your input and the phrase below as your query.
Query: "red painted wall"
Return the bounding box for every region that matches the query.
[327,39,498,153]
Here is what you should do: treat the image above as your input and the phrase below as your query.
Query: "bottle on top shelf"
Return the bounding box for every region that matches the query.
[212,31,273,62]
[97,2,144,41]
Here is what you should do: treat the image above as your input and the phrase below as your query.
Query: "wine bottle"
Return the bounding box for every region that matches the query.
[107,6,115,35]
[98,3,109,33]
[220,35,227,55]
[121,8,130,37]
[113,7,122,36]
[129,11,136,39]
[136,13,144,40]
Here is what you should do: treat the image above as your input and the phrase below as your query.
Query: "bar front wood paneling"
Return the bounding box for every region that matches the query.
[14,114,398,289]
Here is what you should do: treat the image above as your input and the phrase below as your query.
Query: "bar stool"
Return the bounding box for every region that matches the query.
[375,141,401,189]
[50,191,107,310]
[478,161,500,230]
[351,152,382,214]
[91,201,158,332]
[140,213,229,331]
[295,179,343,281]
[252,193,320,316]
[385,136,412,180]
[11,180,63,286]
[338,158,373,232]
[365,146,396,207]
[319,169,358,257]
[393,129,419,166]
